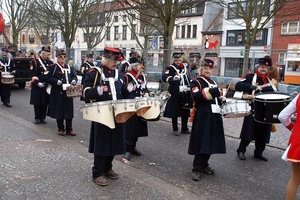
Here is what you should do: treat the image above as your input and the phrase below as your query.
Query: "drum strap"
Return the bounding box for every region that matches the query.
[189,78,202,123]
[93,67,118,100]
[38,58,47,71]
[56,63,71,84]
[170,65,190,87]
[0,58,11,72]
[252,74,278,93]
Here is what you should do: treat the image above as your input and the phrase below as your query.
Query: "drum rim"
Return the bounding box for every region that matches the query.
[255,92,291,100]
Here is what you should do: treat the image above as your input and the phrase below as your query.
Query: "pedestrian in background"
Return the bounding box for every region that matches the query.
[80,53,95,102]
[162,52,190,136]
[82,47,128,187]
[29,46,53,124]
[123,55,149,161]
[188,59,226,181]
[235,57,276,161]
[43,49,77,136]
[279,95,300,200]
[0,47,15,107]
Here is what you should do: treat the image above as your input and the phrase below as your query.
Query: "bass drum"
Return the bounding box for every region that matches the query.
[254,92,291,124]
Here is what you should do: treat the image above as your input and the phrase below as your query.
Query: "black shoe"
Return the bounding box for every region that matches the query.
[237,152,246,160]
[4,103,12,107]
[181,130,191,134]
[124,152,131,161]
[254,154,268,161]
[40,119,47,124]
[34,119,40,124]
[130,148,142,156]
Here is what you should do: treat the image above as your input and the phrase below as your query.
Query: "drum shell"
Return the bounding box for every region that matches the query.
[254,93,291,124]
[181,91,193,109]
[113,99,137,123]
[222,99,251,118]
[135,98,151,116]
[66,85,83,97]
[1,72,14,84]
[81,101,115,129]
[141,98,161,121]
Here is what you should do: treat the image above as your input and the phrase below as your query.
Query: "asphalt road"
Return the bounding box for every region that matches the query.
[0,84,299,199]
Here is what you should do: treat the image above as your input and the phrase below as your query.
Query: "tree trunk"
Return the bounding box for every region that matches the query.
[161,34,172,91]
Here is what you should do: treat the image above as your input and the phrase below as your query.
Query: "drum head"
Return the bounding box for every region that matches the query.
[255,92,290,101]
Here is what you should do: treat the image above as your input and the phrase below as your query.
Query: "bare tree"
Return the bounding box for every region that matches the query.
[30,0,102,59]
[213,0,298,76]
[1,0,32,52]
[117,0,205,90]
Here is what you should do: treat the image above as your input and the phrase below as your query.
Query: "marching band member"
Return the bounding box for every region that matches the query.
[162,52,191,136]
[43,49,78,136]
[278,94,300,200]
[82,47,128,186]
[236,57,276,161]
[80,53,95,102]
[188,59,226,181]
[29,46,53,124]
[123,54,149,161]
[0,48,15,107]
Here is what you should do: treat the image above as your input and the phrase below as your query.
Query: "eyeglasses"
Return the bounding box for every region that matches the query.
[59,55,66,58]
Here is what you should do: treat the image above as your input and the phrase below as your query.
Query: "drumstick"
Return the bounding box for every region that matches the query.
[224,79,232,97]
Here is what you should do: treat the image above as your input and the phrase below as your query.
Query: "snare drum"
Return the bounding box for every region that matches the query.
[66,85,83,97]
[112,99,137,123]
[141,98,161,121]
[135,97,151,117]
[1,72,14,84]
[222,99,251,118]
[80,101,115,129]
[254,93,291,124]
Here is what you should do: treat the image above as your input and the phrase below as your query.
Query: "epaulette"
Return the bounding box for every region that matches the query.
[88,68,97,73]
[49,63,56,67]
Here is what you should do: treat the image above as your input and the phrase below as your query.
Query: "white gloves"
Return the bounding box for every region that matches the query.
[71,80,76,85]
[97,86,104,96]
[57,80,62,85]
[37,82,44,88]
[173,75,180,80]
[219,96,226,102]
[11,70,16,75]
[127,82,136,92]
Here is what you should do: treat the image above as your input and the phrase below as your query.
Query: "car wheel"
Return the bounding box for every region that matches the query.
[18,82,26,88]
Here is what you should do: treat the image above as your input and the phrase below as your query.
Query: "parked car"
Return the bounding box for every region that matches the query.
[13,57,34,88]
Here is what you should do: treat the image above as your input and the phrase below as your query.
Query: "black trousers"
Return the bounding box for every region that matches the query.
[125,138,138,152]
[172,117,188,132]
[56,119,73,132]
[237,139,266,155]
[34,105,47,120]
[92,155,114,179]
[192,154,211,172]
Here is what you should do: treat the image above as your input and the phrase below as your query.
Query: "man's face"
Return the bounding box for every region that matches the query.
[41,52,50,60]
[136,63,144,72]
[87,57,93,63]
[106,59,119,70]
[257,65,268,75]
[200,66,212,78]
[174,59,182,66]
[2,51,7,58]
[57,55,66,63]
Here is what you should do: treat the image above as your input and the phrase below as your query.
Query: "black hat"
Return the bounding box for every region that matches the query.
[1,47,8,52]
[56,49,66,57]
[129,56,144,65]
[42,45,51,53]
[86,53,94,58]
[258,58,272,67]
[203,59,214,68]
[173,53,182,60]
[103,47,123,61]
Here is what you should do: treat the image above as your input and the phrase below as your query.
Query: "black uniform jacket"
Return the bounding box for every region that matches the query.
[123,71,149,139]
[0,58,15,97]
[43,63,77,119]
[29,58,53,105]
[235,72,274,142]
[83,66,128,156]
[188,76,226,155]
[162,63,190,118]
[80,61,94,85]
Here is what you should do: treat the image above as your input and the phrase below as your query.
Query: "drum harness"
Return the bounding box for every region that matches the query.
[170,65,190,92]
[252,74,278,93]
[125,72,148,97]
[0,58,11,73]
[56,63,71,89]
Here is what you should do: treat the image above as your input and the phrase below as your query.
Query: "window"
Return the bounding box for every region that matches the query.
[106,27,111,40]
[192,25,197,38]
[187,25,191,38]
[114,16,118,22]
[181,25,185,38]
[176,26,180,38]
[114,26,119,40]
[282,21,300,34]
[122,25,127,40]
[228,1,269,19]
[83,33,88,42]
[131,14,136,21]
[131,25,136,40]
[226,29,268,46]
[123,15,127,21]
[278,52,286,63]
